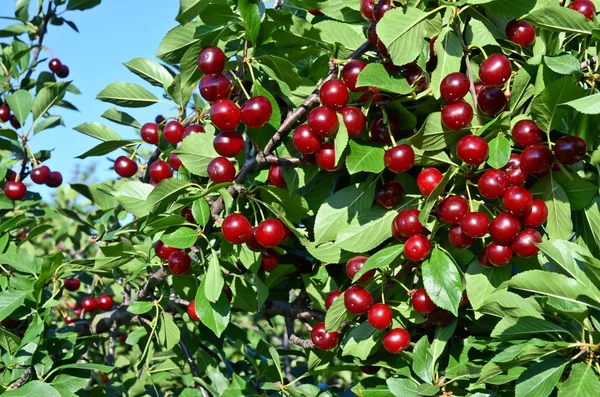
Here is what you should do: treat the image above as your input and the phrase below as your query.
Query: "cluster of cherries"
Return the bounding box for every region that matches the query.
[49,58,70,79]
[3,165,63,201]
[62,278,114,324]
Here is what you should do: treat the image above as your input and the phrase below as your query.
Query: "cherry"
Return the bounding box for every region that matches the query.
[479,53,512,87]
[207,157,236,183]
[478,86,507,116]
[449,226,474,249]
[316,142,343,171]
[155,115,166,124]
[141,122,159,145]
[268,165,286,188]
[402,63,428,91]
[0,105,10,122]
[4,181,26,200]
[154,240,180,260]
[97,295,114,311]
[210,99,241,131]
[30,165,52,184]
[163,121,185,144]
[5,169,17,182]
[368,303,393,329]
[485,242,513,266]
[342,60,368,92]
[183,124,205,139]
[56,65,69,78]
[240,96,273,128]
[502,186,533,216]
[460,212,490,238]
[261,248,279,271]
[369,115,401,144]
[168,251,191,275]
[382,328,410,353]
[520,144,553,174]
[404,234,431,262]
[478,250,493,268]
[346,255,375,282]
[222,213,252,244]
[320,79,349,110]
[457,135,489,165]
[169,154,183,171]
[478,169,508,199]
[182,207,195,224]
[392,209,426,239]
[187,300,199,321]
[512,120,544,148]
[489,212,521,243]
[511,228,542,258]
[521,199,548,228]
[503,153,528,185]
[198,46,226,74]
[308,9,324,16]
[245,228,263,252]
[308,107,339,138]
[373,0,394,21]
[303,153,317,165]
[292,124,321,154]
[569,0,596,20]
[554,136,587,165]
[64,278,80,291]
[46,171,63,188]
[506,20,536,47]
[49,58,62,73]
[10,115,21,129]
[81,297,98,312]
[199,74,232,103]
[440,72,470,102]
[213,131,244,157]
[340,107,367,137]
[441,101,473,131]
[344,285,373,315]
[64,316,75,325]
[384,145,414,173]
[256,218,285,248]
[411,288,437,314]
[311,322,339,350]
[417,168,443,197]
[438,196,469,225]
[114,156,138,178]
[375,181,403,209]
[474,82,485,95]
[360,0,376,21]
[149,160,173,182]
[325,290,343,310]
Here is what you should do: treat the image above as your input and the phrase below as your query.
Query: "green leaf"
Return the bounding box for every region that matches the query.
[387,377,419,397]
[73,122,122,141]
[174,132,220,177]
[530,76,585,132]
[561,93,600,115]
[0,290,28,322]
[96,82,160,108]
[167,75,193,110]
[491,316,570,338]
[422,247,462,316]
[194,277,230,337]
[377,7,429,67]
[465,17,499,48]
[75,139,142,159]
[558,362,600,397]
[238,0,260,42]
[100,108,141,129]
[325,292,354,332]
[524,7,594,35]
[156,22,201,64]
[113,180,153,217]
[356,63,412,95]
[487,134,511,169]
[66,0,101,11]
[530,174,572,241]
[6,90,33,126]
[123,57,174,89]
[161,227,198,249]
[192,198,211,227]
[410,112,469,151]
[430,29,463,100]
[353,244,404,282]
[412,335,433,383]
[341,322,382,360]
[334,113,348,166]
[430,319,457,373]
[346,141,385,175]
[259,185,310,224]
[158,312,180,350]
[553,172,597,211]
[177,0,205,23]
[515,358,567,397]
[32,82,69,124]
[127,301,154,315]
[2,381,61,397]
[544,54,581,75]
[465,260,512,311]
[205,251,224,302]
[147,178,192,213]
[314,20,365,51]
[51,375,88,397]
[33,116,63,135]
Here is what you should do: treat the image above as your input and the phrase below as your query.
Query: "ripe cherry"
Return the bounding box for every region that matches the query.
[569,0,596,20]
[346,255,375,282]
[268,165,286,188]
[392,209,426,240]
[554,136,587,165]
[241,96,273,128]
[198,46,226,74]
[64,278,80,291]
[375,181,403,209]
[183,124,205,139]
[479,53,512,87]
[449,226,474,249]
[213,131,244,157]
[4,181,26,200]
[411,288,437,314]
[0,105,10,122]
[141,122,159,145]
[256,219,285,248]
[187,300,199,321]
[207,157,236,183]
[168,251,191,275]
[438,196,469,225]
[520,144,553,174]
[360,0,376,21]
[417,168,443,197]
[370,115,401,144]
[97,295,114,311]
[368,303,393,329]
[222,213,252,244]
[441,101,473,131]
[342,60,367,92]
[149,160,173,182]
[30,165,51,184]
[489,212,521,243]
[154,240,180,260]
[503,154,528,185]
[478,86,507,116]
[6,170,17,181]
[320,79,349,110]
[64,316,75,325]
[478,251,493,268]
[155,115,166,124]
[311,322,339,350]
[316,142,343,171]
[245,228,263,251]
[199,74,232,103]
[261,248,279,271]
[340,107,367,137]
[169,154,183,171]
[506,20,536,47]
[478,169,508,199]
[404,234,431,262]
[344,285,373,315]
[485,242,513,266]
[521,199,548,228]
[56,65,69,78]
[373,0,394,21]
[308,107,339,138]
[210,99,241,131]
[325,290,343,310]
[382,328,410,353]
[46,171,63,188]
[292,124,321,154]
[49,58,62,73]
[81,297,98,312]
[10,115,21,129]
[460,212,490,238]
[114,156,138,178]
[163,121,185,144]
[384,144,414,173]
[511,228,542,258]
[457,135,489,165]
[512,120,544,148]
[503,186,533,216]
[440,72,470,102]
[182,207,195,224]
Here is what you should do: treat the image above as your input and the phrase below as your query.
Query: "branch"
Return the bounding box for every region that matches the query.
[179,339,211,397]
[454,17,484,126]
[20,1,53,87]
[265,155,303,166]
[581,56,598,70]
[262,300,325,322]
[286,317,315,349]
[7,367,32,391]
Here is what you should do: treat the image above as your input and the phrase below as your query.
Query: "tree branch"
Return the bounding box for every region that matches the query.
[581,56,598,70]
[454,17,483,126]
[7,367,32,391]
[265,155,303,166]
[179,339,211,397]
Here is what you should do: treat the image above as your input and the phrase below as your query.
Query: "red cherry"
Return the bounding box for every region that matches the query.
[404,234,431,262]
[340,107,367,137]
[30,165,52,184]
[168,154,183,171]
[56,65,69,78]
[344,285,373,315]
[479,53,512,87]
[360,0,376,21]
[81,297,98,312]
[268,165,286,188]
[392,209,426,240]
[210,99,241,131]
[382,328,410,353]
[114,156,138,178]
[511,228,542,258]
[49,58,62,73]
[241,96,273,129]
[46,171,63,188]
[316,142,343,171]
[402,63,428,91]
[512,120,545,148]
[485,242,513,266]
[441,101,473,131]
[182,207,195,223]
[255,219,285,248]
[64,316,75,324]
[373,0,394,21]
[222,213,252,244]
[64,278,80,291]
[308,107,339,138]
[187,300,199,321]
[163,121,185,144]
[478,250,493,268]
[154,240,180,260]
[375,181,403,209]
[149,160,173,182]
[0,105,10,122]
[183,124,205,139]
[554,136,587,165]
[460,212,490,238]
[440,72,470,102]
[478,86,507,116]
[346,255,375,282]
[384,144,415,173]
[417,168,443,197]
[368,303,393,329]
[449,226,474,249]
[198,46,226,74]
[261,248,279,271]
[521,199,548,228]
[342,60,368,92]
[411,288,437,314]
[457,135,489,165]
[207,157,236,183]
[320,79,349,110]
[97,295,114,311]
[213,131,244,157]
[168,251,191,275]
[311,322,339,350]
[520,144,553,174]
[502,186,533,216]
[506,20,536,47]
[292,124,321,154]
[245,228,263,252]
[199,73,232,103]
[4,181,26,200]
[503,153,528,185]
[569,0,596,20]
[325,290,342,310]
[489,212,521,243]
[9,114,21,129]
[438,196,469,225]
[369,115,401,144]
[141,122,159,145]
[474,82,485,95]
[478,169,509,199]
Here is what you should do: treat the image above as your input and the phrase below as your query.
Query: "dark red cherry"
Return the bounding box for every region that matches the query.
[308,107,339,138]
[168,154,183,171]
[64,278,80,291]
[503,153,528,185]
[342,60,368,92]
[268,165,286,188]
[255,218,285,248]
[320,79,349,110]
[325,290,343,310]
[478,169,508,199]
[512,120,545,148]
[56,65,69,78]
[485,242,513,266]
[457,135,489,165]
[4,181,26,200]
[449,226,474,249]
[213,131,244,158]
[554,136,587,165]
[440,72,470,102]
[373,0,394,21]
[520,144,553,174]
[316,142,343,171]
[210,99,241,131]
[369,115,401,144]
[163,121,185,144]
[5,169,16,182]
[569,0,596,20]
[441,101,473,131]
[81,297,98,312]
[0,105,10,122]
[438,196,469,225]
[154,240,180,260]
[241,96,273,128]
[182,207,195,223]
[31,165,52,184]
[207,157,236,183]
[114,156,138,178]
[97,295,114,311]
[344,285,373,315]
[200,73,232,103]
[392,209,426,239]
[292,124,321,154]
[222,213,252,244]
[49,58,62,73]
[346,255,375,282]
[511,228,542,258]
[198,46,226,74]
[311,322,339,350]
[478,250,493,268]
[478,87,507,116]
[245,228,263,252]
[521,199,548,228]
[155,115,166,124]
[503,186,533,216]
[404,234,431,262]
[340,107,367,137]
[141,122,159,145]
[368,303,393,329]
[188,300,199,321]
[460,212,490,238]
[46,171,63,188]
[360,0,376,21]
[183,124,205,139]
[168,251,191,275]
[417,168,443,197]
[506,20,536,47]
[479,53,512,87]
[10,115,21,129]
[375,181,403,209]
[411,288,437,314]
[382,328,410,353]
[489,212,521,243]
[384,144,415,173]
[149,160,172,182]
[261,248,279,271]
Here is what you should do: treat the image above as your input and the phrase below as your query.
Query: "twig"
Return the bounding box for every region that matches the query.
[7,367,32,390]
[265,156,303,166]
[179,339,211,397]
[20,1,53,87]
[262,300,325,322]
[454,17,483,125]
[581,56,597,69]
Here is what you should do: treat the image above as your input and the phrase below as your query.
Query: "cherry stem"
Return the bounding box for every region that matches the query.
[381,107,398,147]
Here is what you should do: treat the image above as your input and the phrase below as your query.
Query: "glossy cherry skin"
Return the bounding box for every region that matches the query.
[141,122,159,145]
[375,181,403,209]
[241,96,273,128]
[503,154,528,185]
[478,169,508,199]
[554,136,587,165]
[438,196,469,225]
[49,58,62,73]
[489,212,521,243]
[479,53,512,87]
[4,181,26,200]
[457,135,489,165]
[308,107,339,138]
[382,328,410,353]
[200,73,232,103]
[187,300,199,321]
[368,303,393,329]
[384,145,414,173]
[511,228,542,258]
[392,209,426,239]
[344,285,373,315]
[404,234,431,262]
[311,322,339,350]
[569,0,596,20]
[168,251,191,275]
[198,46,226,74]
[521,199,548,228]
[292,124,321,154]
[256,219,285,248]
[81,297,98,312]
[97,295,114,311]
[210,99,241,131]
[261,248,279,271]
[316,142,343,171]
[503,186,533,216]
[340,107,367,137]
[346,255,375,282]
[222,213,252,244]
[154,240,180,260]
[114,156,138,178]
[149,160,173,182]
[31,165,52,184]
[325,290,343,310]
[417,168,443,197]
[213,131,244,157]
[486,242,513,266]
[183,124,205,138]
[155,115,166,124]
[506,20,536,47]
[169,154,183,171]
[449,226,475,249]
[342,60,368,92]
[268,165,286,188]
[440,72,470,102]
[0,105,10,122]
[370,114,401,144]
[360,0,376,21]
[56,65,69,78]
[478,87,507,116]
[9,115,21,129]
[163,121,185,144]
[512,120,544,148]
[460,212,490,238]
[5,170,16,182]
[320,79,349,110]
[441,101,473,131]
[64,278,80,291]
[245,228,263,252]
[207,157,236,183]
[520,144,553,174]
[412,288,437,314]
[46,171,63,188]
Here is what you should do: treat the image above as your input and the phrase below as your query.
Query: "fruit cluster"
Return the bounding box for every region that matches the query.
[61,278,114,324]
[3,164,63,200]
[49,58,70,79]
